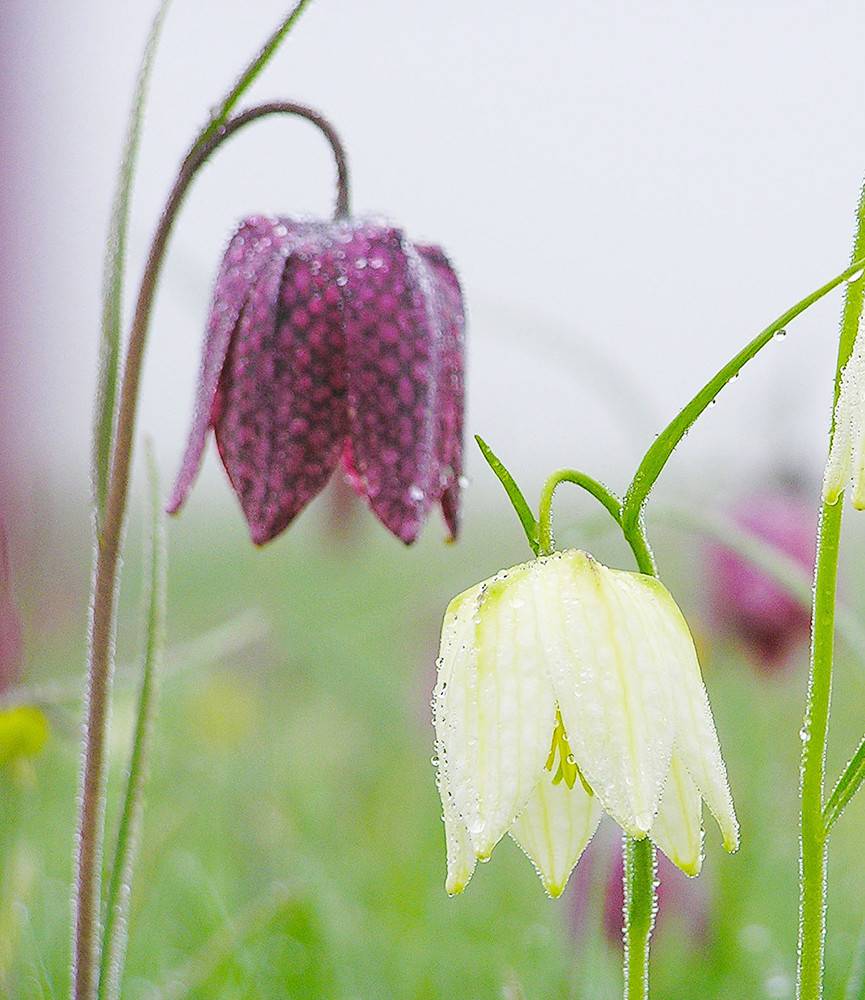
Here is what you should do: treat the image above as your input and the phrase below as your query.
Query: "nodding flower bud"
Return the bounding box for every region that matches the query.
[433,550,738,899]
[168,216,465,546]
[824,317,865,509]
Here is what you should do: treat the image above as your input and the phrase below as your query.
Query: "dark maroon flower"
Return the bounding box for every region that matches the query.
[707,491,816,669]
[0,518,22,696]
[168,216,465,545]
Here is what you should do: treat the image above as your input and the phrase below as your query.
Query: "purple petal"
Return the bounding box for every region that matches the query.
[167,217,295,515]
[417,245,466,539]
[340,225,443,544]
[214,228,348,544]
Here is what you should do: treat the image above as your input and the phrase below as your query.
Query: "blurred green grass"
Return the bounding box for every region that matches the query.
[2,494,865,999]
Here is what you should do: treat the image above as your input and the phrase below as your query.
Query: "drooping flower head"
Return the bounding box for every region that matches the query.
[168,216,465,545]
[707,492,815,669]
[433,550,738,898]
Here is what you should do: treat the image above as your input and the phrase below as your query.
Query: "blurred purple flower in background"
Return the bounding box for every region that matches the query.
[568,831,710,945]
[169,216,465,545]
[0,518,23,696]
[707,491,816,670]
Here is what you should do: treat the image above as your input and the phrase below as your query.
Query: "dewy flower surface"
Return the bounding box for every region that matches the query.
[168,216,465,545]
[433,550,738,898]
[824,317,865,508]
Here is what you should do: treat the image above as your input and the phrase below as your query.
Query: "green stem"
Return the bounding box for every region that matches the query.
[97,443,166,1000]
[624,835,656,1000]
[537,469,622,556]
[623,255,865,536]
[798,180,865,1000]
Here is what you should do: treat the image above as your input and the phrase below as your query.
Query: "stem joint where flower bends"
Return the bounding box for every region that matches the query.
[536,469,623,557]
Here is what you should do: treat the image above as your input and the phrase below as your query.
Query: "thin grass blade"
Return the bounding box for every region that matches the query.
[93,0,172,528]
[195,0,314,150]
[474,435,539,554]
[823,735,865,834]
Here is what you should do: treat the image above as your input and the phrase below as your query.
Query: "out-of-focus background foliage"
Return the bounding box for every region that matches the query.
[4,2,865,998]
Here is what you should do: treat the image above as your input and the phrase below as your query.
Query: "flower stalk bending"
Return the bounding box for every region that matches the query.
[73,99,346,1000]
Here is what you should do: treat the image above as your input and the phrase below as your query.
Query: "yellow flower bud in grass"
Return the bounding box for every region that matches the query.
[433,550,738,898]
[824,321,865,508]
[0,707,49,766]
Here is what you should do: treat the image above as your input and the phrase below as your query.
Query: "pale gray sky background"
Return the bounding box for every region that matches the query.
[6,1,865,527]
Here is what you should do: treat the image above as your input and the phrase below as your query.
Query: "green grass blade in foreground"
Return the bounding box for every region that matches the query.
[475,435,539,554]
[92,0,171,528]
[97,441,166,1000]
[845,918,865,1000]
[623,256,865,529]
[823,735,865,834]
[195,0,314,150]
[156,885,295,1000]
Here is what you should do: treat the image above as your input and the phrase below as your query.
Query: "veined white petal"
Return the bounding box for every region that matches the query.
[510,764,603,898]
[634,576,739,852]
[651,752,703,877]
[433,582,482,894]
[532,552,674,838]
[824,320,865,507]
[434,566,558,861]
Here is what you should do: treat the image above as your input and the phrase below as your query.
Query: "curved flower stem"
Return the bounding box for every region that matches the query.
[622,255,865,537]
[536,469,622,556]
[72,101,349,1000]
[798,180,865,1000]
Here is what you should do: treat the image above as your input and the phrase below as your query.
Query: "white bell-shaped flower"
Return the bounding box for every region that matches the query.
[824,320,865,508]
[433,550,738,898]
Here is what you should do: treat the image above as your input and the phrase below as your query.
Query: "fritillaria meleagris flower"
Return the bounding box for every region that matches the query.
[168,216,465,545]
[708,492,815,669]
[433,550,738,898]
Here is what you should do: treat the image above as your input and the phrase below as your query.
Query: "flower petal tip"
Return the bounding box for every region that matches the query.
[671,854,702,878]
[722,830,740,854]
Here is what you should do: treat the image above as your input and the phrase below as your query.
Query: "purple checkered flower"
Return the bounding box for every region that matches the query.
[168,216,465,545]
[707,491,815,669]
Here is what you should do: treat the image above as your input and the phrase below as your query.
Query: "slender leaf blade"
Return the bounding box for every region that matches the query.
[97,440,166,1000]
[93,0,172,528]
[474,435,539,554]
[823,735,865,834]
[195,0,314,150]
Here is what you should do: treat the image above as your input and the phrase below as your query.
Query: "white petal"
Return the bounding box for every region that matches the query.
[441,779,476,895]
[633,576,739,852]
[825,323,865,506]
[434,566,557,860]
[532,552,674,838]
[651,752,703,876]
[433,583,482,893]
[510,765,603,898]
